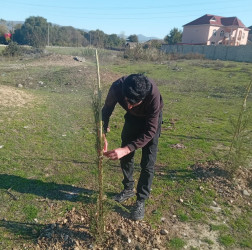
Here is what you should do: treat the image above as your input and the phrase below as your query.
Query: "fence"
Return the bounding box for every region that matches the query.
[161,44,252,63]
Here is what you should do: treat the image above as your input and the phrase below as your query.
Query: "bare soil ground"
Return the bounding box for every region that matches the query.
[34,163,252,250]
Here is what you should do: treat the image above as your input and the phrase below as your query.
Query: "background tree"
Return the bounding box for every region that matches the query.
[90,30,106,48]
[0,20,9,44]
[56,26,85,47]
[84,30,105,47]
[0,24,8,35]
[12,23,23,43]
[13,19,89,47]
[18,16,48,48]
[164,28,182,45]
[105,34,125,48]
[127,34,138,43]
[78,30,89,47]
[10,15,126,48]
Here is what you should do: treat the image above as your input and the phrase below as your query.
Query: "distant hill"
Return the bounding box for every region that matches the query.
[118,33,161,42]
[137,34,161,42]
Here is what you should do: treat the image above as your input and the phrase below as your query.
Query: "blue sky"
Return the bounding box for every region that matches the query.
[1,0,251,38]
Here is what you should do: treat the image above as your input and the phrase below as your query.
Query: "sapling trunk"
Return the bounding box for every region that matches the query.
[227,80,252,176]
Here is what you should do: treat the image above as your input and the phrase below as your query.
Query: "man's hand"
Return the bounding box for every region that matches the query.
[103,146,131,160]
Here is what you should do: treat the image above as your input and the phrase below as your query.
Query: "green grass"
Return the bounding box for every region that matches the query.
[23,205,39,221]
[176,209,189,222]
[168,237,186,249]
[210,224,229,232]
[240,238,252,248]
[219,234,235,247]
[0,49,251,248]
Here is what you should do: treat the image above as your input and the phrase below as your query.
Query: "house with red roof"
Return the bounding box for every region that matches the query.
[182,14,250,46]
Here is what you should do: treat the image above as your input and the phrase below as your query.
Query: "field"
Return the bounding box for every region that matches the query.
[0,47,252,249]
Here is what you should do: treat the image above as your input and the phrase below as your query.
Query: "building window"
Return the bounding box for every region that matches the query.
[213,29,217,36]
[242,32,245,39]
[220,30,224,37]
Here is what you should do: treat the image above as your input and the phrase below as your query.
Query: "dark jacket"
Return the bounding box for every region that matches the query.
[102,76,163,151]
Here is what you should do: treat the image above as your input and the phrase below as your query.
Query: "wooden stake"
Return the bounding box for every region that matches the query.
[95,49,104,229]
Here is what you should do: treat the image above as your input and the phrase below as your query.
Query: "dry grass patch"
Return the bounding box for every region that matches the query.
[0,85,35,107]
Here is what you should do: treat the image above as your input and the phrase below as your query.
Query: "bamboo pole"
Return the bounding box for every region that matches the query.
[95,49,104,229]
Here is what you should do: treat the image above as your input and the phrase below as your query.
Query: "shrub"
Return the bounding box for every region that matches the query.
[2,42,23,56]
[1,42,44,57]
[123,45,169,61]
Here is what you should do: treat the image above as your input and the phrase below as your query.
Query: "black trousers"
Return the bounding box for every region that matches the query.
[120,111,162,201]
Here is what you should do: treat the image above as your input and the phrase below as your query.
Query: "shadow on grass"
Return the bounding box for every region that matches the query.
[0,174,94,202]
[0,219,43,240]
[104,191,133,219]
[155,162,230,181]
[0,219,92,248]
[112,204,132,219]
[155,166,197,181]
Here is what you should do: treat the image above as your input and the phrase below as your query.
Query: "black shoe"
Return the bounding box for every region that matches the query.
[131,200,145,221]
[113,189,135,203]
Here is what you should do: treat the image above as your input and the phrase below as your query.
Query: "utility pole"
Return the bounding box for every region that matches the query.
[47,24,49,47]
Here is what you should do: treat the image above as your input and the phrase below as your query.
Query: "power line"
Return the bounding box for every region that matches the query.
[34,9,252,21]
[1,0,250,20]
[1,0,249,11]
